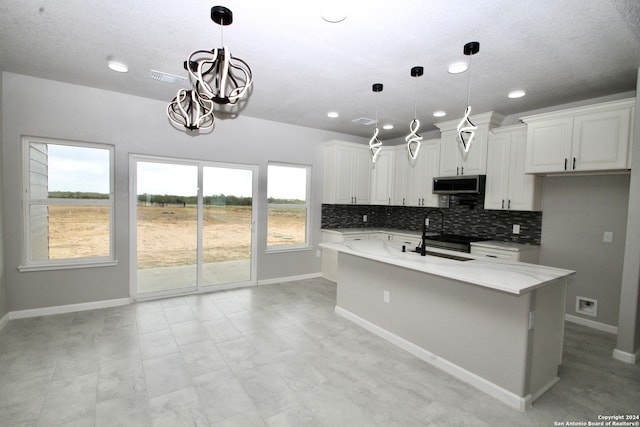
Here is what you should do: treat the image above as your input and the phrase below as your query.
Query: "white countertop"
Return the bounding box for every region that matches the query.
[320,239,573,295]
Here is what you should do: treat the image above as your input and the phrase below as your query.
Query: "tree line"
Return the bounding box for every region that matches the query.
[50,191,303,205]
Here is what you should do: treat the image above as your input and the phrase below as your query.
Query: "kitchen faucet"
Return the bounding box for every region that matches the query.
[420,210,445,256]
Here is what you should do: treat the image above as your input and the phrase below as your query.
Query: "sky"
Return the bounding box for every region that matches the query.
[46,144,306,199]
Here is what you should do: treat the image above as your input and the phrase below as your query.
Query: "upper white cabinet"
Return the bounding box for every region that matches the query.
[521,98,634,174]
[392,140,441,207]
[484,125,542,211]
[370,147,394,205]
[323,140,371,204]
[435,111,504,176]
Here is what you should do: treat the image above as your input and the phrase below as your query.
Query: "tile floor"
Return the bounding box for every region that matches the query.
[0,277,638,426]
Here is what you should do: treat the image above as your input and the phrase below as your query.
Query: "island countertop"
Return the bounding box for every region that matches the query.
[320,239,574,295]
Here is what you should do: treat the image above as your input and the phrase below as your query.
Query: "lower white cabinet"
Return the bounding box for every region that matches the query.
[471,243,540,263]
[484,125,542,211]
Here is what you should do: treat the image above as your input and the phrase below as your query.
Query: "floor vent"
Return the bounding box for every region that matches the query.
[150,70,187,84]
[352,117,378,126]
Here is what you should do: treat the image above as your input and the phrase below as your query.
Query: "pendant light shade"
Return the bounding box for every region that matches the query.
[167,6,253,132]
[369,83,383,163]
[405,66,424,160]
[456,41,480,153]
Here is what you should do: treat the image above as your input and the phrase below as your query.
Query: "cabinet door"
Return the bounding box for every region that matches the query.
[439,131,460,176]
[507,129,540,211]
[572,108,631,171]
[352,146,372,204]
[370,148,394,205]
[418,141,442,207]
[392,147,409,205]
[459,124,489,175]
[484,132,509,210]
[332,145,356,204]
[525,117,573,173]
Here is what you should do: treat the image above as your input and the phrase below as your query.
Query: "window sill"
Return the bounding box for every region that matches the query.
[265,245,314,254]
[18,260,119,272]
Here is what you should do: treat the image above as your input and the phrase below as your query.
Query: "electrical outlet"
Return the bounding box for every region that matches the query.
[603,231,613,243]
[512,224,520,234]
[316,250,321,258]
[363,215,368,222]
[383,290,390,303]
[425,218,430,227]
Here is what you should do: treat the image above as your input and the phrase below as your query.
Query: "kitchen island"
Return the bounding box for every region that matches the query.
[320,239,575,410]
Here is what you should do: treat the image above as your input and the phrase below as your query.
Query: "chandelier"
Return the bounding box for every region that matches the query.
[369,83,383,163]
[456,41,479,153]
[167,6,253,131]
[405,66,424,160]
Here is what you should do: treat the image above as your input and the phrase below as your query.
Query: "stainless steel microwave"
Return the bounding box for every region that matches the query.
[432,175,486,194]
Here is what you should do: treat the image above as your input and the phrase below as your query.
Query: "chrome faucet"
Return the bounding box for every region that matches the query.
[420,210,445,256]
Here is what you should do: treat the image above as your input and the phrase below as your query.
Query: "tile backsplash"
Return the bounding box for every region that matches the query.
[322,194,542,244]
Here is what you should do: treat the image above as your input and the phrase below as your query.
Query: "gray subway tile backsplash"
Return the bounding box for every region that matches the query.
[322,194,541,245]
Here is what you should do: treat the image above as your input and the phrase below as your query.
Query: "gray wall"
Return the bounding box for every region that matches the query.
[539,174,630,327]
[0,73,6,319]
[1,72,366,312]
[617,69,640,356]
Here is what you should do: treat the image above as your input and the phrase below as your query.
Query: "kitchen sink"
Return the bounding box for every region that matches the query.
[412,249,473,261]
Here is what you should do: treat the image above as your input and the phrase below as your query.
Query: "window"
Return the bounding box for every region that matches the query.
[267,163,311,250]
[20,137,115,271]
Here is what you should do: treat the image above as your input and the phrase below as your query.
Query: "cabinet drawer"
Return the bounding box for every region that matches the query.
[471,247,519,261]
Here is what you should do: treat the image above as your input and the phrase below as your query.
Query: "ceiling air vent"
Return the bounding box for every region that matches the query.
[352,117,378,126]
[150,70,187,84]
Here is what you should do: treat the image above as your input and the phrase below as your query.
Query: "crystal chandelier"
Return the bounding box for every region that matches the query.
[167,6,253,132]
[456,41,479,153]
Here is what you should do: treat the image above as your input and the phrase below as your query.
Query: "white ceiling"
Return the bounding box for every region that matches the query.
[1,0,639,139]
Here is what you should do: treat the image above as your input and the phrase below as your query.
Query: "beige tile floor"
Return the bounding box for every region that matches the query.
[0,278,638,426]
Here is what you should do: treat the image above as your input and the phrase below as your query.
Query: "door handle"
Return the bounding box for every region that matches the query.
[564,158,568,170]
[573,157,576,170]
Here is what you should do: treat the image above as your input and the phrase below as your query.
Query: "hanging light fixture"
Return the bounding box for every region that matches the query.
[167,6,253,131]
[456,41,480,153]
[369,83,383,163]
[405,66,424,160]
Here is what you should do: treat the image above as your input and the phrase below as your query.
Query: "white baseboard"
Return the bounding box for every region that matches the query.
[335,305,532,411]
[565,314,617,334]
[258,272,322,286]
[612,348,639,364]
[0,312,9,332]
[9,297,131,320]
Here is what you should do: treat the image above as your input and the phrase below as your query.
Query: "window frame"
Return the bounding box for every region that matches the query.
[265,162,312,253]
[19,136,117,272]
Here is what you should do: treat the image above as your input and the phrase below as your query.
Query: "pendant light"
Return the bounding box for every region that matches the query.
[167,6,253,131]
[456,41,480,153]
[369,83,383,163]
[405,66,424,160]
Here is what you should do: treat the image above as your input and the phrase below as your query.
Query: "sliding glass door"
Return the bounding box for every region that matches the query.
[131,156,256,297]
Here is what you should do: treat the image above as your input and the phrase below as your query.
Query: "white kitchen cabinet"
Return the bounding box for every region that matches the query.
[323,141,372,204]
[370,147,394,205]
[470,241,540,264]
[522,98,634,173]
[484,125,542,211]
[435,111,504,176]
[392,140,441,207]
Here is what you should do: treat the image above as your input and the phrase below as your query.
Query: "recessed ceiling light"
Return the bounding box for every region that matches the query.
[433,111,447,117]
[108,61,128,73]
[383,124,394,130]
[321,4,347,23]
[327,111,339,118]
[448,62,468,74]
[508,90,526,99]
